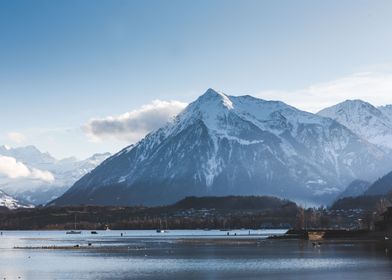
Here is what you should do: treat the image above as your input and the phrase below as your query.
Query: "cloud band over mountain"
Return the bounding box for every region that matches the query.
[0,155,54,183]
[84,100,187,142]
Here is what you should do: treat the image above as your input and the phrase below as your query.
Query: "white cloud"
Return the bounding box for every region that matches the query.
[7,132,26,143]
[84,100,187,142]
[30,168,55,182]
[0,155,55,183]
[0,156,30,179]
[257,72,392,112]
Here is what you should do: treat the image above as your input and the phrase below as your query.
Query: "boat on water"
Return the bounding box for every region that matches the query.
[66,213,81,234]
[66,230,81,235]
[91,231,98,234]
[156,218,169,233]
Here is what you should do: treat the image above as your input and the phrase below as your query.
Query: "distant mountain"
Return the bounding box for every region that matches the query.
[365,170,392,196]
[0,189,33,210]
[337,180,371,199]
[52,89,392,207]
[332,171,392,210]
[318,100,392,150]
[0,145,110,205]
[330,195,383,211]
[0,145,57,167]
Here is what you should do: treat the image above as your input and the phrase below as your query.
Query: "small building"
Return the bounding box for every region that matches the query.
[375,206,392,231]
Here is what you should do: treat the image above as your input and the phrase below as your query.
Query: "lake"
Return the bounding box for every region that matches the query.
[0,230,391,279]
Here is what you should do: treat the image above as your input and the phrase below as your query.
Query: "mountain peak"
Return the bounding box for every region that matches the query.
[318,99,383,117]
[342,99,368,104]
[196,88,233,109]
[0,145,11,151]
[202,88,219,96]
[318,99,392,149]
[20,145,41,152]
[201,88,222,98]
[340,99,376,109]
[319,99,375,112]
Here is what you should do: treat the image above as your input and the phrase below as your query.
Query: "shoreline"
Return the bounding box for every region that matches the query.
[12,237,391,251]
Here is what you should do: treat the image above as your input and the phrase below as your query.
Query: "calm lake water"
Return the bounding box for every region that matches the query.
[0,230,391,279]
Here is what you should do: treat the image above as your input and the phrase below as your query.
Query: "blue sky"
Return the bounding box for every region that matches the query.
[1,0,392,158]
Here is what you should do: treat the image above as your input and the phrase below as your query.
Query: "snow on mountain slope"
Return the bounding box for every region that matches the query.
[318,100,392,150]
[53,89,392,207]
[0,189,34,209]
[0,145,110,205]
[379,104,392,120]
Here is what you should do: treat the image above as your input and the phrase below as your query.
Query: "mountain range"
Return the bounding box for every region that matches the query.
[0,145,110,205]
[0,189,33,210]
[318,100,392,150]
[52,89,392,207]
[0,190,34,210]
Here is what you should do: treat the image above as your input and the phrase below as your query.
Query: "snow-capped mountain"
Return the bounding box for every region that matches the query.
[0,189,33,210]
[318,100,392,150]
[0,145,110,205]
[52,89,392,207]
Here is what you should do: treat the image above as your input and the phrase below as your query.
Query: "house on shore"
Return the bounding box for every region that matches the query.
[375,206,392,231]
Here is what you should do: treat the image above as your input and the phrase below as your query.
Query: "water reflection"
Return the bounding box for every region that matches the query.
[0,230,391,279]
